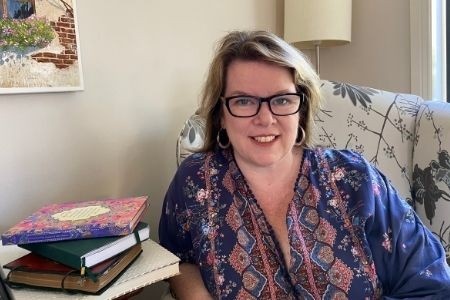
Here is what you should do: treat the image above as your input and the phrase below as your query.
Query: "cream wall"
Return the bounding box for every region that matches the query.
[309,0,411,93]
[0,0,283,233]
[0,0,410,298]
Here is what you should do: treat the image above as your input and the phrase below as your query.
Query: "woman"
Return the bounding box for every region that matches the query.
[159,30,450,299]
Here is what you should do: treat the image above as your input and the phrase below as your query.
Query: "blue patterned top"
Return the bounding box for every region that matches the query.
[159,148,450,299]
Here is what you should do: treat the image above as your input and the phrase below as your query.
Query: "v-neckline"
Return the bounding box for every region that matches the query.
[228,148,307,272]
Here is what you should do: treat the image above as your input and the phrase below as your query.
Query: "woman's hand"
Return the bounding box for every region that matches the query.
[168,263,213,300]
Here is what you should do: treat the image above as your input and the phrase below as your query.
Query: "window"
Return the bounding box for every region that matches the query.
[447,2,450,102]
[431,0,446,102]
[410,0,447,102]
[0,0,35,19]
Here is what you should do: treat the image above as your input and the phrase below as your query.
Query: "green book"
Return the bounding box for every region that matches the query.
[19,222,150,278]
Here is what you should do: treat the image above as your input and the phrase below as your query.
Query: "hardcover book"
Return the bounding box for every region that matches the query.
[19,222,150,278]
[4,244,142,294]
[1,196,148,245]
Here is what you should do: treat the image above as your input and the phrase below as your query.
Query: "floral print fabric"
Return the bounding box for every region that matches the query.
[159,147,450,299]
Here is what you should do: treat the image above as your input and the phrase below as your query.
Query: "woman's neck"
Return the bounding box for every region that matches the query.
[235,147,303,189]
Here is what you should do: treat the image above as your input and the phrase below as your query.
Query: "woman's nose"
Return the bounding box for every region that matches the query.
[254,102,275,125]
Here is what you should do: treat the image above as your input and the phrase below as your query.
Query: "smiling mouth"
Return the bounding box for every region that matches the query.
[252,135,276,143]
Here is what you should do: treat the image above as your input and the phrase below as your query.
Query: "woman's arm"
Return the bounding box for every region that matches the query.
[364,164,450,297]
[169,263,213,300]
[159,157,214,299]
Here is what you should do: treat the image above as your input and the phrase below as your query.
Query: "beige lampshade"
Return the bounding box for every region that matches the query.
[284,0,352,49]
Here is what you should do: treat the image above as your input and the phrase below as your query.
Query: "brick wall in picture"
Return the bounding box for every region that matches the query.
[31,12,78,69]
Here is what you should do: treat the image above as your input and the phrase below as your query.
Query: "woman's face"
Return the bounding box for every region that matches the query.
[221,59,300,168]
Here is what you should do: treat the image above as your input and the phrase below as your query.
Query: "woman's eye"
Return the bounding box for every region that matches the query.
[272,97,290,105]
[234,98,255,106]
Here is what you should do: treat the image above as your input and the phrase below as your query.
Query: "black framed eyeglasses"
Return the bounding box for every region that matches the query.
[222,92,305,117]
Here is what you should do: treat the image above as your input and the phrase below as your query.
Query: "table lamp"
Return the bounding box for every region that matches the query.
[284,0,352,75]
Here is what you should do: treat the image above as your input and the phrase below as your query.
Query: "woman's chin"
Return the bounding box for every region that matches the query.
[235,153,284,168]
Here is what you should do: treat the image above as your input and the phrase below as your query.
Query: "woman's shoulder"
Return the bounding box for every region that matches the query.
[176,148,229,175]
[307,147,369,168]
[179,151,208,167]
[176,151,209,175]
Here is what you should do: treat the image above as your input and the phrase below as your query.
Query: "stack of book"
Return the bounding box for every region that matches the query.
[0,196,152,295]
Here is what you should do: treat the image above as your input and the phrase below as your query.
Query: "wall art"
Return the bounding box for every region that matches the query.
[0,0,83,94]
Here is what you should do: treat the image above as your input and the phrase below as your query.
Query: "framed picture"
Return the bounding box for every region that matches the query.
[0,0,83,94]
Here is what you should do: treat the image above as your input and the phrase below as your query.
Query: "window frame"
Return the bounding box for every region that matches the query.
[410,0,447,102]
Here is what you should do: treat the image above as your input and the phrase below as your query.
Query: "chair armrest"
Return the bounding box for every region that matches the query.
[176,114,205,166]
[413,100,450,257]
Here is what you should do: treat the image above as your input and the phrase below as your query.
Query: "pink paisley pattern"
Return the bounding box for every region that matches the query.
[2,196,148,244]
[160,148,450,299]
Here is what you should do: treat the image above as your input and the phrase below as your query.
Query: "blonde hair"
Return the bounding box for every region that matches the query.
[197,30,322,151]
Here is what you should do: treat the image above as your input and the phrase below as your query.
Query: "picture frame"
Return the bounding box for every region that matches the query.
[0,0,83,94]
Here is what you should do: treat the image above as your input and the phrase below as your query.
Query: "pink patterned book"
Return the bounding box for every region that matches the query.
[1,196,148,245]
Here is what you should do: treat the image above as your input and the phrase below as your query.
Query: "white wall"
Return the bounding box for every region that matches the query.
[0,0,411,298]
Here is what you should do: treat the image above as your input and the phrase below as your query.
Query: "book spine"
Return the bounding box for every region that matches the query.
[2,231,82,245]
[19,243,83,271]
[2,224,133,245]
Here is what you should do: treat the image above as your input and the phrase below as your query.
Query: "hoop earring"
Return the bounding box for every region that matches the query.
[295,126,306,146]
[217,128,230,149]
